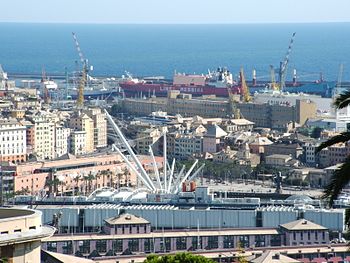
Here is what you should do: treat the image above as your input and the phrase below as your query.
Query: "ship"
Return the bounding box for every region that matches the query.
[119,67,241,98]
[119,68,336,98]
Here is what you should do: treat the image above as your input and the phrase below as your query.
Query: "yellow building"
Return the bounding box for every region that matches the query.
[69,111,95,153]
[83,107,107,149]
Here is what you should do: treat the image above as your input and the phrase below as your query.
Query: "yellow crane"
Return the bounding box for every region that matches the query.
[240,68,251,102]
[270,65,280,91]
[227,87,241,119]
[72,32,89,108]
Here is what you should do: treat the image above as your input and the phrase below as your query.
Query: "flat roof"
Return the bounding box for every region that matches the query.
[46,228,278,242]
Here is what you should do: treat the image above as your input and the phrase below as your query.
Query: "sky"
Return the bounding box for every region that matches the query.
[1,0,350,24]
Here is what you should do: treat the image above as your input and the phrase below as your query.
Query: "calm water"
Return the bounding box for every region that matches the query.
[0,23,349,81]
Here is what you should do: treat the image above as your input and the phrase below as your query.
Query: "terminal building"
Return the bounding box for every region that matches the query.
[42,212,330,260]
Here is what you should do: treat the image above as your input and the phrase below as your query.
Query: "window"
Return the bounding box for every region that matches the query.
[207,236,219,249]
[96,240,107,253]
[176,237,187,250]
[144,238,154,253]
[223,236,235,249]
[322,232,325,240]
[78,240,90,254]
[255,235,265,247]
[315,231,318,240]
[239,236,249,248]
[62,241,72,254]
[192,236,202,250]
[128,239,139,252]
[112,239,123,253]
[47,242,57,252]
[301,232,303,240]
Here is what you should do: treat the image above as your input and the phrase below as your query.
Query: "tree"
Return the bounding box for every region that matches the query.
[316,90,350,211]
[311,127,323,138]
[143,252,214,263]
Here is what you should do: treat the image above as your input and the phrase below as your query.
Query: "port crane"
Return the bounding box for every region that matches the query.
[269,65,279,91]
[278,32,296,90]
[72,32,89,108]
[240,68,251,102]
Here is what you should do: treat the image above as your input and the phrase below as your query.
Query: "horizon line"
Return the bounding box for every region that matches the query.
[0,21,350,25]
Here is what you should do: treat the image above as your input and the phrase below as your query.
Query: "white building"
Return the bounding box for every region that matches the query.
[31,113,56,160]
[55,125,71,158]
[0,119,26,163]
[70,131,86,156]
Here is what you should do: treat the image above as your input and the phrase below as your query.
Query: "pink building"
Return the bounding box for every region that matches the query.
[2,153,163,196]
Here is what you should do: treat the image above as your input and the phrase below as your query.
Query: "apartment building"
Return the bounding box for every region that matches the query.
[0,119,26,163]
[69,111,95,153]
[83,107,107,149]
[55,124,70,158]
[30,113,56,160]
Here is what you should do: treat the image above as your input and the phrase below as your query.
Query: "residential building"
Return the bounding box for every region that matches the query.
[55,124,70,158]
[0,119,26,163]
[174,133,202,159]
[83,107,107,149]
[69,111,95,153]
[136,128,161,155]
[30,112,56,160]
[202,124,227,153]
[265,154,295,166]
[70,131,87,156]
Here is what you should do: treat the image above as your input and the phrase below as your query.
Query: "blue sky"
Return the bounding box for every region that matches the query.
[1,0,350,24]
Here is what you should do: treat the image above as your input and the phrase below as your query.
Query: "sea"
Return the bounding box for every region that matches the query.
[0,22,350,81]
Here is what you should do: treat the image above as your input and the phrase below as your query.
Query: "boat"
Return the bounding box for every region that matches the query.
[119,68,336,98]
[119,67,242,98]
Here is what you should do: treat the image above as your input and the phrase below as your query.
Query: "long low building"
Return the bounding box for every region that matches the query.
[120,91,317,130]
[42,213,330,260]
[35,203,345,233]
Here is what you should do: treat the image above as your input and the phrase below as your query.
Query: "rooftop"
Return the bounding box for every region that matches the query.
[104,213,150,225]
[280,219,327,231]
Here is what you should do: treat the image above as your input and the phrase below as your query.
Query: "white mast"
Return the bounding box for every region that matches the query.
[149,146,162,192]
[167,158,176,193]
[105,110,156,191]
[163,128,167,193]
[112,145,153,190]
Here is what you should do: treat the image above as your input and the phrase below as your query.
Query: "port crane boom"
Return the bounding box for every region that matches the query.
[279,32,296,90]
[72,32,88,108]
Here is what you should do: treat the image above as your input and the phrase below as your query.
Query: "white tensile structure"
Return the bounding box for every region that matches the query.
[105,110,204,194]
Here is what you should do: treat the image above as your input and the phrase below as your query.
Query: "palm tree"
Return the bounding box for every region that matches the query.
[316,91,350,207]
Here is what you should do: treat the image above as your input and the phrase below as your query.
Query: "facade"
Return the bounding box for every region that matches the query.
[202,124,227,153]
[0,119,26,163]
[69,111,95,153]
[30,113,56,160]
[136,128,161,155]
[1,153,162,196]
[0,208,55,263]
[280,219,329,246]
[70,131,87,156]
[173,134,203,159]
[55,125,70,158]
[83,107,107,149]
[121,94,317,130]
[42,214,330,260]
[265,154,294,166]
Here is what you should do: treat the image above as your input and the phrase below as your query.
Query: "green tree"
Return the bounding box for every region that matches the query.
[316,89,350,212]
[143,252,215,263]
